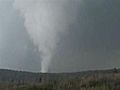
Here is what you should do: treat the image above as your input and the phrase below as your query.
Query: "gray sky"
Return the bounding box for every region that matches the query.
[0,0,120,72]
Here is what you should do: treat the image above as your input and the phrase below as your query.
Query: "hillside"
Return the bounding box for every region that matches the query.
[0,68,120,90]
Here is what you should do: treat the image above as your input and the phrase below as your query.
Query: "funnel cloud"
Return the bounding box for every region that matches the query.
[13,0,80,72]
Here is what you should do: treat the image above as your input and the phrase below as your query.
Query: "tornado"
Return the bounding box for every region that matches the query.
[13,0,80,73]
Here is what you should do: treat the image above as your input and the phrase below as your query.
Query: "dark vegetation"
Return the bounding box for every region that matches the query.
[0,68,120,90]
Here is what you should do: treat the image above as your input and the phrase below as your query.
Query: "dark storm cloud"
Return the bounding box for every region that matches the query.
[80,0,120,49]
[50,0,120,72]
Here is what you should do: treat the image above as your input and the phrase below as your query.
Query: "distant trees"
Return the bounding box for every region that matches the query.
[113,68,118,73]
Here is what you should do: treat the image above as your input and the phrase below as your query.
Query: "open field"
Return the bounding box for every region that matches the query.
[0,68,120,90]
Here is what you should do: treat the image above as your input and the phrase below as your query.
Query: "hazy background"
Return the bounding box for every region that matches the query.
[0,0,120,72]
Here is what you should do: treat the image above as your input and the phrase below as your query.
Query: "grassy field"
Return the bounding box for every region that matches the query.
[0,68,120,90]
